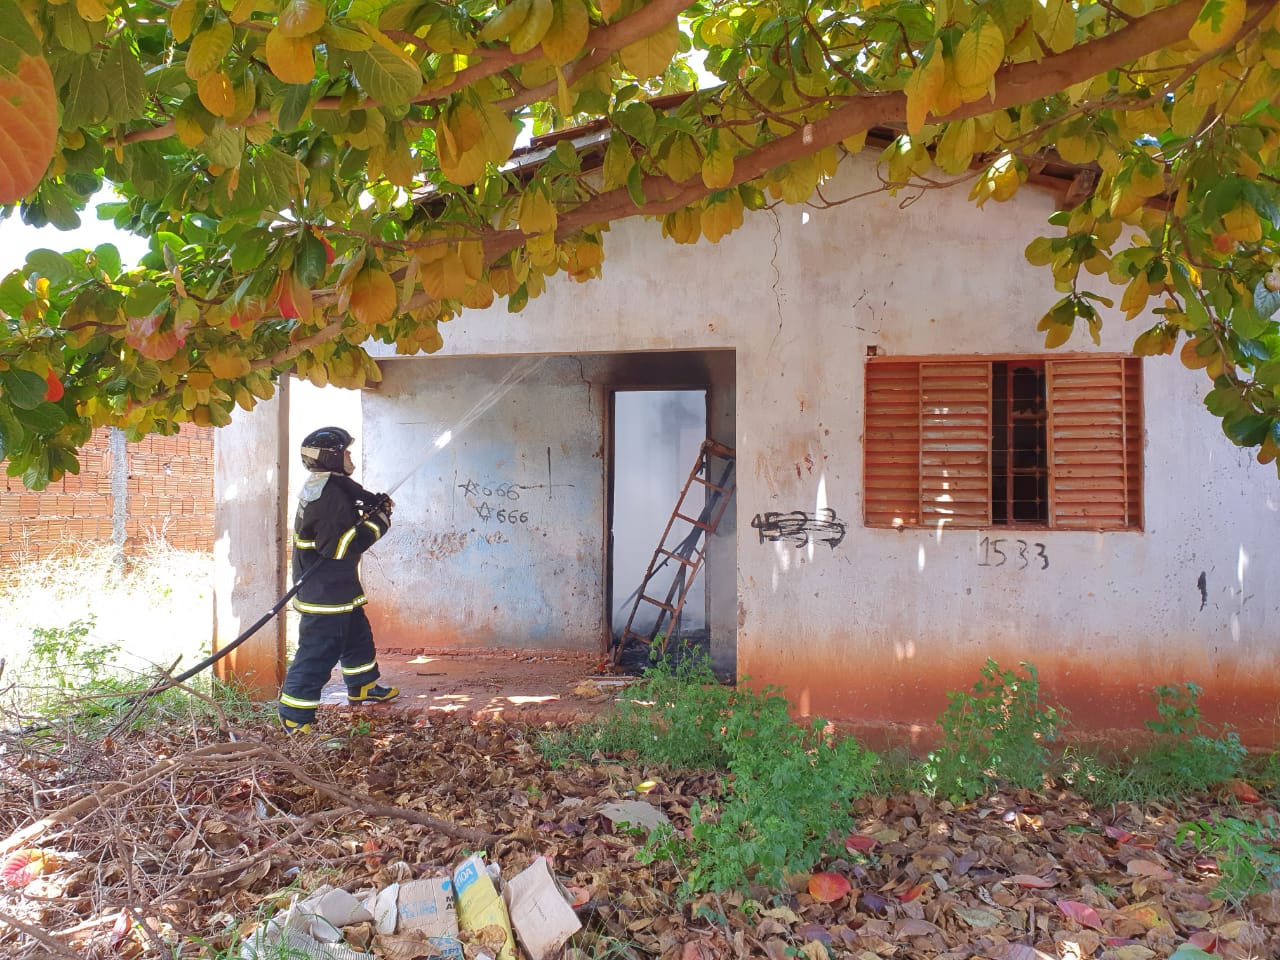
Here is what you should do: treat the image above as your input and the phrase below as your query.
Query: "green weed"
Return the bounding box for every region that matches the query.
[1059,682,1248,805]
[921,659,1063,802]
[538,652,733,771]
[542,649,877,896]
[653,697,877,894]
[1140,683,1247,791]
[1178,814,1280,904]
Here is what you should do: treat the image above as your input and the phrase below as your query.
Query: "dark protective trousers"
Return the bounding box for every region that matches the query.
[278,607,380,723]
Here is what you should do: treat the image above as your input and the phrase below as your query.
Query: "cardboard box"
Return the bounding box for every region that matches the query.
[504,858,582,960]
[395,877,462,959]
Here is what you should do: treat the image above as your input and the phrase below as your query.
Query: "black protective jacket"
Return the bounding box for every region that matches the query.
[291,472,390,614]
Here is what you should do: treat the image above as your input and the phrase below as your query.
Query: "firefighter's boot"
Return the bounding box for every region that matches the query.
[347,681,399,705]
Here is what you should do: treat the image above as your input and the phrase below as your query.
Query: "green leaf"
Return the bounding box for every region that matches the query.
[22,446,51,490]
[24,400,69,435]
[203,124,245,168]
[295,231,329,287]
[1252,275,1280,323]
[58,54,112,128]
[348,43,422,106]
[0,402,23,458]
[1222,412,1271,446]
[125,282,168,317]
[626,162,646,208]
[93,243,123,279]
[24,248,75,284]
[0,369,49,410]
[1205,383,1248,417]
[104,36,147,124]
[276,83,313,133]
[615,101,657,143]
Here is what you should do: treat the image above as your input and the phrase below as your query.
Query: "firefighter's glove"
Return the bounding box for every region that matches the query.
[372,494,394,529]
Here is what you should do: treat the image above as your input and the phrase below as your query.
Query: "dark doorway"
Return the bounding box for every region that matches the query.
[609,389,709,663]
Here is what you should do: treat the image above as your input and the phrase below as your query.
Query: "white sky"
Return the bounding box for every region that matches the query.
[0,190,150,277]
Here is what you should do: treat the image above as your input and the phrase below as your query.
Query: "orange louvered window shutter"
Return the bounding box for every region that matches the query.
[1047,357,1143,530]
[864,362,921,527]
[866,356,1142,531]
[920,362,992,528]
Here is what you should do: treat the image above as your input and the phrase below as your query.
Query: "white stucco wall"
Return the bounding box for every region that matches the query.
[219,153,1279,736]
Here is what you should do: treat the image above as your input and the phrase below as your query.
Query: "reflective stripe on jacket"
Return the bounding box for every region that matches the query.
[291,473,389,614]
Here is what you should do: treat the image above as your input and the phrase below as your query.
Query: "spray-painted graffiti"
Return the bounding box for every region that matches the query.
[977,537,1049,570]
[458,478,532,525]
[751,508,846,549]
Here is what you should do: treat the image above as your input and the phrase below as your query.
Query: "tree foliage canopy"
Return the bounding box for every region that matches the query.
[1,0,1279,488]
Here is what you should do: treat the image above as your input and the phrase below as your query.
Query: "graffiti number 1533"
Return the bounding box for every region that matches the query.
[978,537,1049,570]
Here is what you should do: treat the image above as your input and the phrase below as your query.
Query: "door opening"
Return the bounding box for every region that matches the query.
[609,389,709,663]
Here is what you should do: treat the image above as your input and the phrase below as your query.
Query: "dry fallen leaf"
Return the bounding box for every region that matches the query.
[844,832,878,853]
[0,848,60,888]
[808,871,852,903]
[1056,899,1104,930]
[1126,859,1175,881]
[1006,873,1056,888]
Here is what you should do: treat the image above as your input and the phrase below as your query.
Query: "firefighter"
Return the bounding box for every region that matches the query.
[278,426,399,733]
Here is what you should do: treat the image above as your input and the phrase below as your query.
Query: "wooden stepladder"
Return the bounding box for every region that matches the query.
[611,439,736,666]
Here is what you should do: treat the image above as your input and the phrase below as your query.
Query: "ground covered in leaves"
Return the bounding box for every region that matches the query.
[1,711,1277,960]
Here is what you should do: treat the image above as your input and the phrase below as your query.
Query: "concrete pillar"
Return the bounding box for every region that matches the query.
[108,427,128,569]
[212,380,290,698]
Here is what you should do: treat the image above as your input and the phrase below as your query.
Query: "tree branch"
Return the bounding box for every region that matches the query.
[114,0,696,147]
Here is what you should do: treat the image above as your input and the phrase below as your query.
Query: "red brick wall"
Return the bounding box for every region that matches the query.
[0,425,214,566]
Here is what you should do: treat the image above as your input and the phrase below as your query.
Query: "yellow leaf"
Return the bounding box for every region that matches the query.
[207,350,251,380]
[701,146,734,190]
[952,18,1005,93]
[458,240,485,281]
[540,0,589,67]
[990,153,1022,201]
[76,0,109,21]
[620,19,680,80]
[349,266,398,326]
[1032,0,1076,54]
[436,98,517,185]
[517,185,557,234]
[1129,160,1166,199]
[602,134,633,190]
[266,27,316,84]
[1168,90,1203,137]
[510,0,553,55]
[278,0,325,38]
[186,20,234,80]
[1043,321,1073,348]
[1180,336,1214,369]
[903,48,945,134]
[170,0,198,43]
[1109,179,1145,219]
[229,0,259,24]
[1189,0,1246,52]
[841,129,867,154]
[935,118,976,175]
[1121,273,1152,319]
[197,71,236,117]
[478,0,532,43]
[1223,205,1262,242]
[662,134,702,183]
[417,247,469,300]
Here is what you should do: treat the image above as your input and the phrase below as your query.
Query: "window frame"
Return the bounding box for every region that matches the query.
[863,354,1144,532]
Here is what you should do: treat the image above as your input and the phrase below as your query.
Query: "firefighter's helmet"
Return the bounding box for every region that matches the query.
[300,426,353,473]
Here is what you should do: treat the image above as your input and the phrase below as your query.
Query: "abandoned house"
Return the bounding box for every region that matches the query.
[213,137,1279,744]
